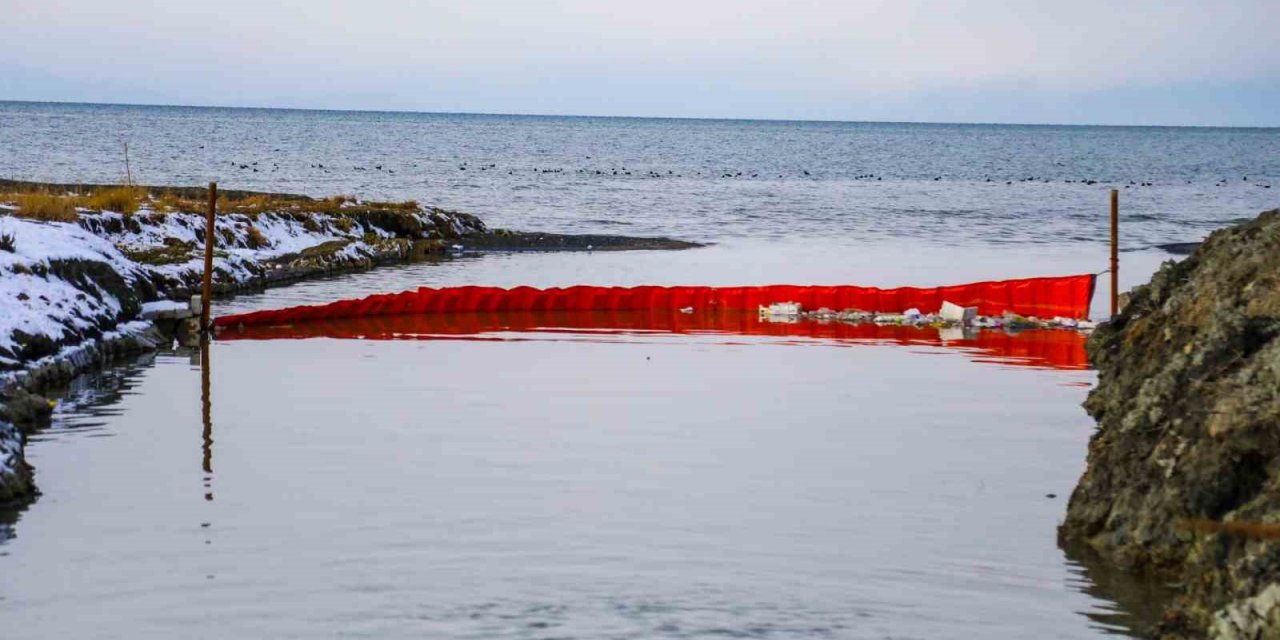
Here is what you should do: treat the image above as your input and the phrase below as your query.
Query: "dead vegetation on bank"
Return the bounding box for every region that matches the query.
[0,181,423,222]
[7,187,143,220]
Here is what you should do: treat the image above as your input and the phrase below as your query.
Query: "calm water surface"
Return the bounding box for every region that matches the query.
[1,252,1150,639]
[3,103,1262,637]
[3,331,1119,639]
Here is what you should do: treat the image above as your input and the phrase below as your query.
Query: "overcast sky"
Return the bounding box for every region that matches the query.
[3,0,1278,126]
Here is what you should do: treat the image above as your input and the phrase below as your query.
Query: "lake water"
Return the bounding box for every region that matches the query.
[2,101,1278,247]
[3,102,1276,638]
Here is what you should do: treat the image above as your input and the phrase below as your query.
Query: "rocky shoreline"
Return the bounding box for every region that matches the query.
[0,181,702,505]
[1060,208,1280,639]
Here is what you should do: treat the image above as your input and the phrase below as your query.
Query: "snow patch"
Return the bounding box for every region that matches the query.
[2,202,481,370]
[140,300,188,314]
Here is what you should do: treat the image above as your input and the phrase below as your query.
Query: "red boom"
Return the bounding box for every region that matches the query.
[212,274,1096,329]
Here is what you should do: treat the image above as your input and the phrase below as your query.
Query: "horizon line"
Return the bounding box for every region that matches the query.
[3,99,1276,131]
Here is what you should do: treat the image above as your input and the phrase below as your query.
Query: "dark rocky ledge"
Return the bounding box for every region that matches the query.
[1060,208,1280,639]
[469,229,703,252]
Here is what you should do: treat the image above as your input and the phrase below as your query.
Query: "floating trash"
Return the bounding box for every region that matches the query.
[758,301,802,321]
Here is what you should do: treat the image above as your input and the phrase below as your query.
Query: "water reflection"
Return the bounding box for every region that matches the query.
[216,310,1090,371]
[1062,541,1179,638]
[0,506,16,547]
[0,332,1166,638]
[41,353,158,437]
[199,338,214,501]
[0,352,159,543]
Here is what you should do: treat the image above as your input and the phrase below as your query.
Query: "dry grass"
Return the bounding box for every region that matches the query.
[84,186,141,215]
[245,225,270,249]
[3,187,142,218]
[13,193,78,222]
[120,244,194,266]
[153,191,203,214]
[224,194,275,217]
[144,191,417,220]
[2,184,424,225]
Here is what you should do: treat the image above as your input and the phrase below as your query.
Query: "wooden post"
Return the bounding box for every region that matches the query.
[201,182,217,331]
[1110,188,1119,318]
[123,141,133,189]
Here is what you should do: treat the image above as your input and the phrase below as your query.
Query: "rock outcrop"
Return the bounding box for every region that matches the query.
[0,389,54,505]
[1060,209,1280,638]
[0,419,32,504]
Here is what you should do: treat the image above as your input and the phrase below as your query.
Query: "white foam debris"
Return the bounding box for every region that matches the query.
[797,306,1094,333]
[939,301,978,324]
[759,302,802,322]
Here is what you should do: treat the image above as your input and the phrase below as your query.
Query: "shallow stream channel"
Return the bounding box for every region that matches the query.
[1,241,1174,639]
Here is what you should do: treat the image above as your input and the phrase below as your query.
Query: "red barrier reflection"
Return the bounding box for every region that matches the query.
[212,275,1097,330]
[215,309,1089,370]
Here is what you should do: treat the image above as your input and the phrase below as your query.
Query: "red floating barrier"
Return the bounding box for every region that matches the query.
[215,310,1089,370]
[212,274,1095,330]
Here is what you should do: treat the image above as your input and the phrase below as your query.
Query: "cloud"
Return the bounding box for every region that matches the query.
[3,0,1277,124]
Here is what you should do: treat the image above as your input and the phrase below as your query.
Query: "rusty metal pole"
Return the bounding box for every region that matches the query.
[201,182,217,331]
[1110,188,1119,318]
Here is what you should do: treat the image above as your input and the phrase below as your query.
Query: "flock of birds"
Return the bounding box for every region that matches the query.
[220,160,1272,189]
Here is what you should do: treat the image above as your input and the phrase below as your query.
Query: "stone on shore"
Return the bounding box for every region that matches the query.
[0,419,33,504]
[1059,208,1280,638]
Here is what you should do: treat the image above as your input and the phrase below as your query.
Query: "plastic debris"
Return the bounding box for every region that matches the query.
[796,306,1099,335]
[939,301,978,324]
[679,306,694,314]
[759,302,802,322]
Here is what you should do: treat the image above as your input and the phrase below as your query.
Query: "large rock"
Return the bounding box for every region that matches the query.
[0,419,33,504]
[1060,209,1280,637]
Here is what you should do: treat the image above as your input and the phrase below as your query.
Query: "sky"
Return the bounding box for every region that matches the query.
[3,0,1278,126]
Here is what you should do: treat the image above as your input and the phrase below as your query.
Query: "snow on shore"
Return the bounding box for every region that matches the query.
[0,215,138,366]
[0,202,484,370]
